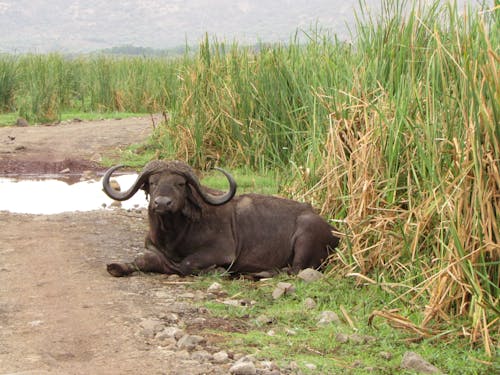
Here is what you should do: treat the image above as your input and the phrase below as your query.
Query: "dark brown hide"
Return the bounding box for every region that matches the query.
[103,160,339,277]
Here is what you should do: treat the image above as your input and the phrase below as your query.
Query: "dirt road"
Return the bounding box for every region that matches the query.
[0,119,251,375]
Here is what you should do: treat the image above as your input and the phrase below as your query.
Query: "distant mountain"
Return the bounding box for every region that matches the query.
[0,0,361,53]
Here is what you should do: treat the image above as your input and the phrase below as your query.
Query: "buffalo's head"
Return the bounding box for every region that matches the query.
[102,160,237,216]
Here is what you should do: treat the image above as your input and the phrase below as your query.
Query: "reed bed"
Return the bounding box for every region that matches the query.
[0,53,183,122]
[159,0,499,353]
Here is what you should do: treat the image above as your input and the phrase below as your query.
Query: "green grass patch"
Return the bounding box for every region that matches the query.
[201,168,279,195]
[189,274,496,374]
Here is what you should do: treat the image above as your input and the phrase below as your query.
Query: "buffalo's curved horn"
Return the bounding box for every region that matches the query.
[183,167,237,206]
[102,164,150,201]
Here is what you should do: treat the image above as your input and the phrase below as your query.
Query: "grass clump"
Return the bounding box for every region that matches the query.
[190,274,496,374]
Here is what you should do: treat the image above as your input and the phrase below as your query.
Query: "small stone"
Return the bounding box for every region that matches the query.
[401,351,441,374]
[304,297,317,309]
[212,351,229,363]
[305,363,317,370]
[317,310,341,326]
[207,282,226,295]
[110,201,122,208]
[15,145,26,151]
[335,333,349,343]
[176,334,206,350]
[272,282,295,299]
[272,287,285,300]
[140,318,164,337]
[285,328,297,335]
[175,350,190,360]
[267,329,276,336]
[191,350,213,362]
[379,351,393,360]
[349,333,365,344]
[59,168,70,174]
[156,326,184,340]
[160,313,179,323]
[352,360,364,368]
[155,336,176,347]
[256,315,274,325]
[191,317,206,325]
[297,268,323,282]
[229,361,257,375]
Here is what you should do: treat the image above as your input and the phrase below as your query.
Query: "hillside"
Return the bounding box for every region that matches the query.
[0,0,359,53]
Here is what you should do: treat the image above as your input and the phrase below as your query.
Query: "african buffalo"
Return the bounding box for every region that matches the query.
[102,160,339,277]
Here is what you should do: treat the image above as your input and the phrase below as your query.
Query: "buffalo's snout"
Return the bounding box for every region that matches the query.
[153,196,173,212]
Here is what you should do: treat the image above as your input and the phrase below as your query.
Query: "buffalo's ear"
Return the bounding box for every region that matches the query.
[182,185,202,220]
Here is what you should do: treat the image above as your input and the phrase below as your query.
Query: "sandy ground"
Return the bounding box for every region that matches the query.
[0,118,246,375]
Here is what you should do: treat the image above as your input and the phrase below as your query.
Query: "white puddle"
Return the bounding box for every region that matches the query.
[0,174,148,214]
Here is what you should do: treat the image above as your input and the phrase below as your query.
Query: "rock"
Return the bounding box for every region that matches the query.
[59,168,70,174]
[379,351,393,361]
[317,310,341,326]
[335,333,349,343]
[212,350,229,363]
[139,318,164,337]
[348,333,365,344]
[297,268,323,282]
[160,312,179,323]
[401,351,441,374]
[272,282,296,299]
[229,361,257,375]
[156,326,184,341]
[305,363,317,371]
[176,334,206,350]
[303,297,317,309]
[191,317,206,325]
[285,328,297,335]
[191,350,213,362]
[155,335,176,347]
[207,282,226,296]
[16,117,29,127]
[110,201,122,208]
[222,299,244,307]
[175,350,191,360]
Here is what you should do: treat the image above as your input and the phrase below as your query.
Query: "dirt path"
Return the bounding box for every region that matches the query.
[0,117,154,175]
[0,119,252,375]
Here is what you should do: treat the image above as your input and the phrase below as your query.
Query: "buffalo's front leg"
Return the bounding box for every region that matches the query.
[107,251,177,277]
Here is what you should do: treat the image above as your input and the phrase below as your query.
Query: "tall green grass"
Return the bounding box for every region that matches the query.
[155,0,498,354]
[0,53,184,122]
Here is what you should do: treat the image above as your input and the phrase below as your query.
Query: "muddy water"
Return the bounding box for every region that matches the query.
[0,174,147,214]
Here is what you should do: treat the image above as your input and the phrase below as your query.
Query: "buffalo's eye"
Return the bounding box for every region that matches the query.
[176,181,186,187]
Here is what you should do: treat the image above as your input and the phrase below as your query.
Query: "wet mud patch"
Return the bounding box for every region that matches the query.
[0,158,107,177]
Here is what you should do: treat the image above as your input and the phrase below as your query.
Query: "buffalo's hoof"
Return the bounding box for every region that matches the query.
[107,263,131,277]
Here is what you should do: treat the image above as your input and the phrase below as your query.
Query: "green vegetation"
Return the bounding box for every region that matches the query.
[190,273,496,374]
[0,0,497,359]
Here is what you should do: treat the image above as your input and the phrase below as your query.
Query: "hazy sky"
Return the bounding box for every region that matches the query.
[0,0,485,53]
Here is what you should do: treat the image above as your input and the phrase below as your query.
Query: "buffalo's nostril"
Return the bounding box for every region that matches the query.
[154,196,172,208]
